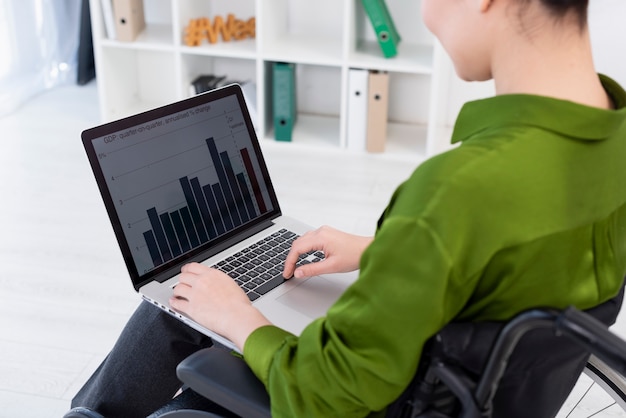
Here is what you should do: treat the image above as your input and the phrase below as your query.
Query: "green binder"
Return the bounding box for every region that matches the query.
[272,62,297,142]
[362,0,401,58]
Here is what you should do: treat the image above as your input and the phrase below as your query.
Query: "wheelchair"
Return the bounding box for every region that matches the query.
[152,285,626,418]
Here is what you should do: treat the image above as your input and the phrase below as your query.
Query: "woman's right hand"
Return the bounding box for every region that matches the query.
[282,225,373,279]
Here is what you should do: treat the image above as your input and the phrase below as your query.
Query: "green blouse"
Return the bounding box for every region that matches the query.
[243,75,626,417]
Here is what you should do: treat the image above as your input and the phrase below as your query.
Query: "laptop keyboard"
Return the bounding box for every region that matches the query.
[211,228,324,301]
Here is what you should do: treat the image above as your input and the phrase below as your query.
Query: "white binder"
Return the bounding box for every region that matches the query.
[100,0,116,39]
[346,68,369,152]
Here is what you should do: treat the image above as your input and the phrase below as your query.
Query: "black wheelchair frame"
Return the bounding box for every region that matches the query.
[157,291,626,418]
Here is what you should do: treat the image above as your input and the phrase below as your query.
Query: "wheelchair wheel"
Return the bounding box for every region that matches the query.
[556,355,626,417]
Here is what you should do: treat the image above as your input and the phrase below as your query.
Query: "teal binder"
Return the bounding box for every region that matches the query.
[272,62,297,142]
[362,0,401,58]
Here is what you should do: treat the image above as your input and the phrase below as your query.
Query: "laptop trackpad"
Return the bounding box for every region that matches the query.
[277,276,346,319]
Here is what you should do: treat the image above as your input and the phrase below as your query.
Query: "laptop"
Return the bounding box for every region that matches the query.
[81,84,357,352]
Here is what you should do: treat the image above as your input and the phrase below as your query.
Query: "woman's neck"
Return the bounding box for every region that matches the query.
[491,26,612,109]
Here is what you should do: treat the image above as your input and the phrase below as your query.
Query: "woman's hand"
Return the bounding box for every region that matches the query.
[283,225,373,279]
[170,262,271,350]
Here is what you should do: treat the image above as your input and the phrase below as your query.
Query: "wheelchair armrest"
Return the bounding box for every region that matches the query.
[176,347,271,418]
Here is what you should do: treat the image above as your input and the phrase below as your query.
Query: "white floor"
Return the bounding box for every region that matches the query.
[1,82,625,418]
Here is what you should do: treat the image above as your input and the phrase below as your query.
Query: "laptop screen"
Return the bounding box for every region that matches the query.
[82,85,280,289]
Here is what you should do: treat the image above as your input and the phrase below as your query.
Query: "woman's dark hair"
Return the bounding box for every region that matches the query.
[543,0,588,21]
[521,0,588,28]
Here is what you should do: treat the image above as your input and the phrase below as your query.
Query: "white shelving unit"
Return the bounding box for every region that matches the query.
[89,0,453,160]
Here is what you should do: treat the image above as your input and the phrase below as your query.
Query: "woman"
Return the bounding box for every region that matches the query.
[66,0,626,416]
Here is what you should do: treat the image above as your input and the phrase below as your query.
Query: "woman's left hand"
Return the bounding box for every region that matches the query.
[170,262,271,350]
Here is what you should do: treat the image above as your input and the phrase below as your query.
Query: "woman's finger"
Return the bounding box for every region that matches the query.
[181,262,209,274]
[293,258,337,279]
[172,280,192,299]
[177,270,198,286]
[283,235,324,277]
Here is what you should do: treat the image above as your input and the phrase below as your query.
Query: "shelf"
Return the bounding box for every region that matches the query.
[350,42,435,75]
[176,0,256,26]
[179,40,257,59]
[261,35,344,67]
[259,0,346,66]
[101,24,175,51]
[98,48,177,121]
[263,120,430,163]
[180,55,257,98]
[90,0,451,159]
[264,114,341,149]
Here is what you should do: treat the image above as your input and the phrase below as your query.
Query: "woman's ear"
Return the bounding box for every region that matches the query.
[479,0,493,13]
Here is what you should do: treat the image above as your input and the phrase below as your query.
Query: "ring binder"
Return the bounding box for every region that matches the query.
[112,0,145,42]
[366,70,389,153]
[347,68,369,152]
[272,62,297,142]
[362,0,401,58]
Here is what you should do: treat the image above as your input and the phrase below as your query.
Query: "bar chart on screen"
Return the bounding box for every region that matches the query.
[141,137,268,269]
[92,94,273,275]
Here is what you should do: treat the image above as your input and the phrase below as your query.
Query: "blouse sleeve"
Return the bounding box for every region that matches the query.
[243,216,471,417]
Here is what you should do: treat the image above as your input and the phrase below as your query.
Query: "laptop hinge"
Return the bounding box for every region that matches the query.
[154,218,277,283]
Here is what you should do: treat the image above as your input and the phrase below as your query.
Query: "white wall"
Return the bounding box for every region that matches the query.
[442,1,626,126]
[589,0,626,88]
